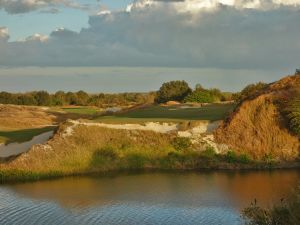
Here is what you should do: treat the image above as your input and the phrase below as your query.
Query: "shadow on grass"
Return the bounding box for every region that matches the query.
[96,104,235,122]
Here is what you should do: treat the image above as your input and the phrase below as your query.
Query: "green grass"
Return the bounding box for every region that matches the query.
[62,107,101,115]
[95,104,234,123]
[0,126,55,144]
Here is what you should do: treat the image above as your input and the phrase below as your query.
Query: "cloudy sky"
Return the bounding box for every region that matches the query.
[0,0,299,92]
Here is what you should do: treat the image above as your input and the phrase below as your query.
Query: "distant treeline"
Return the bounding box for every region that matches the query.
[0,90,156,107]
[0,80,243,107]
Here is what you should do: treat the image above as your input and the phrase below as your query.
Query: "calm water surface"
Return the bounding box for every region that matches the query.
[0,170,299,225]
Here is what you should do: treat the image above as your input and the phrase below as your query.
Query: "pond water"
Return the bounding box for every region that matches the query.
[0,170,299,225]
[0,131,54,158]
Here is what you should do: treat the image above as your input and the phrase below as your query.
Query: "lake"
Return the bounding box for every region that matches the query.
[0,170,299,225]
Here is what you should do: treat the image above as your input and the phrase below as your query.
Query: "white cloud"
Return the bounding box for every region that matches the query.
[0,0,300,71]
[0,0,92,14]
[25,33,49,42]
[127,0,300,13]
[0,27,9,40]
[272,0,300,6]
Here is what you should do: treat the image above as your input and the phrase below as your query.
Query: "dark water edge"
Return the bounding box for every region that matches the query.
[0,170,299,225]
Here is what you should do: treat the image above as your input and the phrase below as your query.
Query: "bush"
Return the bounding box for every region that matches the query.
[225,151,251,164]
[282,93,300,136]
[262,153,275,164]
[226,151,238,163]
[126,153,148,169]
[201,146,217,159]
[237,82,268,103]
[239,154,251,164]
[184,90,217,103]
[171,137,192,151]
[91,146,118,166]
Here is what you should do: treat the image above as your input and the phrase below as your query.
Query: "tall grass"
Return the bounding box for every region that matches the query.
[0,124,290,183]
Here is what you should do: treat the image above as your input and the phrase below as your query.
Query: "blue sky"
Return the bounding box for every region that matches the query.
[0,0,300,92]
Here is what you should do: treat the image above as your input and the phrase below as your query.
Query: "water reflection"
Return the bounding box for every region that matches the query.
[0,170,299,225]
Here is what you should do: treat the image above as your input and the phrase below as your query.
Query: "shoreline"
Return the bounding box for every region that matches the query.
[1,161,299,184]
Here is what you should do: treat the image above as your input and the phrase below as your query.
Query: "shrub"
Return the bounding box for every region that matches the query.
[282,93,300,136]
[171,137,192,151]
[262,153,275,164]
[91,146,118,166]
[237,82,268,103]
[225,151,238,163]
[126,153,148,169]
[201,146,217,159]
[184,90,217,103]
[239,154,251,164]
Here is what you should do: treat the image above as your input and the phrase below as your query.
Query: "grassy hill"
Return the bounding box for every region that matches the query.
[215,74,300,161]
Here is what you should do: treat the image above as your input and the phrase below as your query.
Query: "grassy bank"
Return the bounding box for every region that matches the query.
[0,158,297,184]
[0,124,298,183]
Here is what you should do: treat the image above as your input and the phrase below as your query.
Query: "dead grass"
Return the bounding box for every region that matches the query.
[215,75,300,161]
[0,104,92,130]
[0,104,56,129]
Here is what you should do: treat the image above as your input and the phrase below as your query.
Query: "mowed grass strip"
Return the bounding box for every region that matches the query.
[0,126,56,144]
[95,104,235,123]
[62,107,101,115]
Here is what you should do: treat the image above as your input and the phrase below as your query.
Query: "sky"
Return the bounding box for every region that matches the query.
[0,0,300,93]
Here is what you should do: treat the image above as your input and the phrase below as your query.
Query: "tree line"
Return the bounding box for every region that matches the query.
[0,79,269,107]
[0,90,156,107]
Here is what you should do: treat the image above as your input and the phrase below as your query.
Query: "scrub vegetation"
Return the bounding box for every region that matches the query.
[243,184,300,225]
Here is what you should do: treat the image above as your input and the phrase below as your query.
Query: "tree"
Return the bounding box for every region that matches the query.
[155,80,192,103]
[65,92,78,105]
[195,83,205,91]
[0,92,17,104]
[17,94,37,105]
[76,90,89,105]
[53,91,66,106]
[34,91,51,106]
